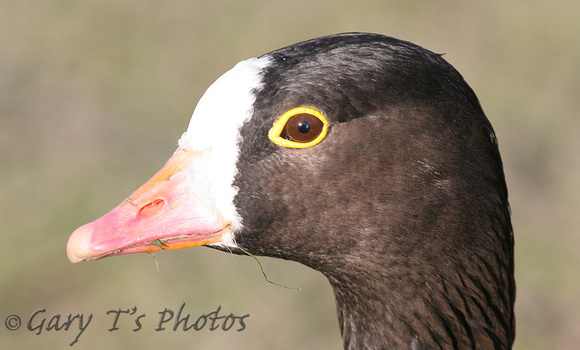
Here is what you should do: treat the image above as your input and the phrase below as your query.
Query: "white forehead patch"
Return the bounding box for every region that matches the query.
[178,57,271,150]
[177,56,272,248]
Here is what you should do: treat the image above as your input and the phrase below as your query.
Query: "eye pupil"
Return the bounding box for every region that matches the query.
[297,121,310,134]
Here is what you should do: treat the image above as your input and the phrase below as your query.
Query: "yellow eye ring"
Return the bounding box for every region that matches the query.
[268,107,329,148]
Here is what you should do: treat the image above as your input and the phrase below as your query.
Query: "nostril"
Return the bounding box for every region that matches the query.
[138,199,166,217]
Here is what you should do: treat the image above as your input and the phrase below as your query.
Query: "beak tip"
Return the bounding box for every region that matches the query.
[67,224,95,263]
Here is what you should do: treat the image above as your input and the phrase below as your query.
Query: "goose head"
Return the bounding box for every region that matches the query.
[67,33,515,349]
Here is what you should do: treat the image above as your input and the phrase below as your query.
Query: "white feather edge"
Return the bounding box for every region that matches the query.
[177,56,273,249]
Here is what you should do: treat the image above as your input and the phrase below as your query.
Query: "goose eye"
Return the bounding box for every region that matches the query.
[268,107,329,148]
[284,113,324,143]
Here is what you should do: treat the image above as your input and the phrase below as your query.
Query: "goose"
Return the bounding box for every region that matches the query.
[67,33,515,349]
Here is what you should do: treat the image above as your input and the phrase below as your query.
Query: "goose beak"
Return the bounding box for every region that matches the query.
[67,148,229,263]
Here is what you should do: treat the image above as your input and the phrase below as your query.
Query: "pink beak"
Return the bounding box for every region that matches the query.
[67,148,230,263]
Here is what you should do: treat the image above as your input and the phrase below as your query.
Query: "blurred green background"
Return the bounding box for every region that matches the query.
[1,0,578,349]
